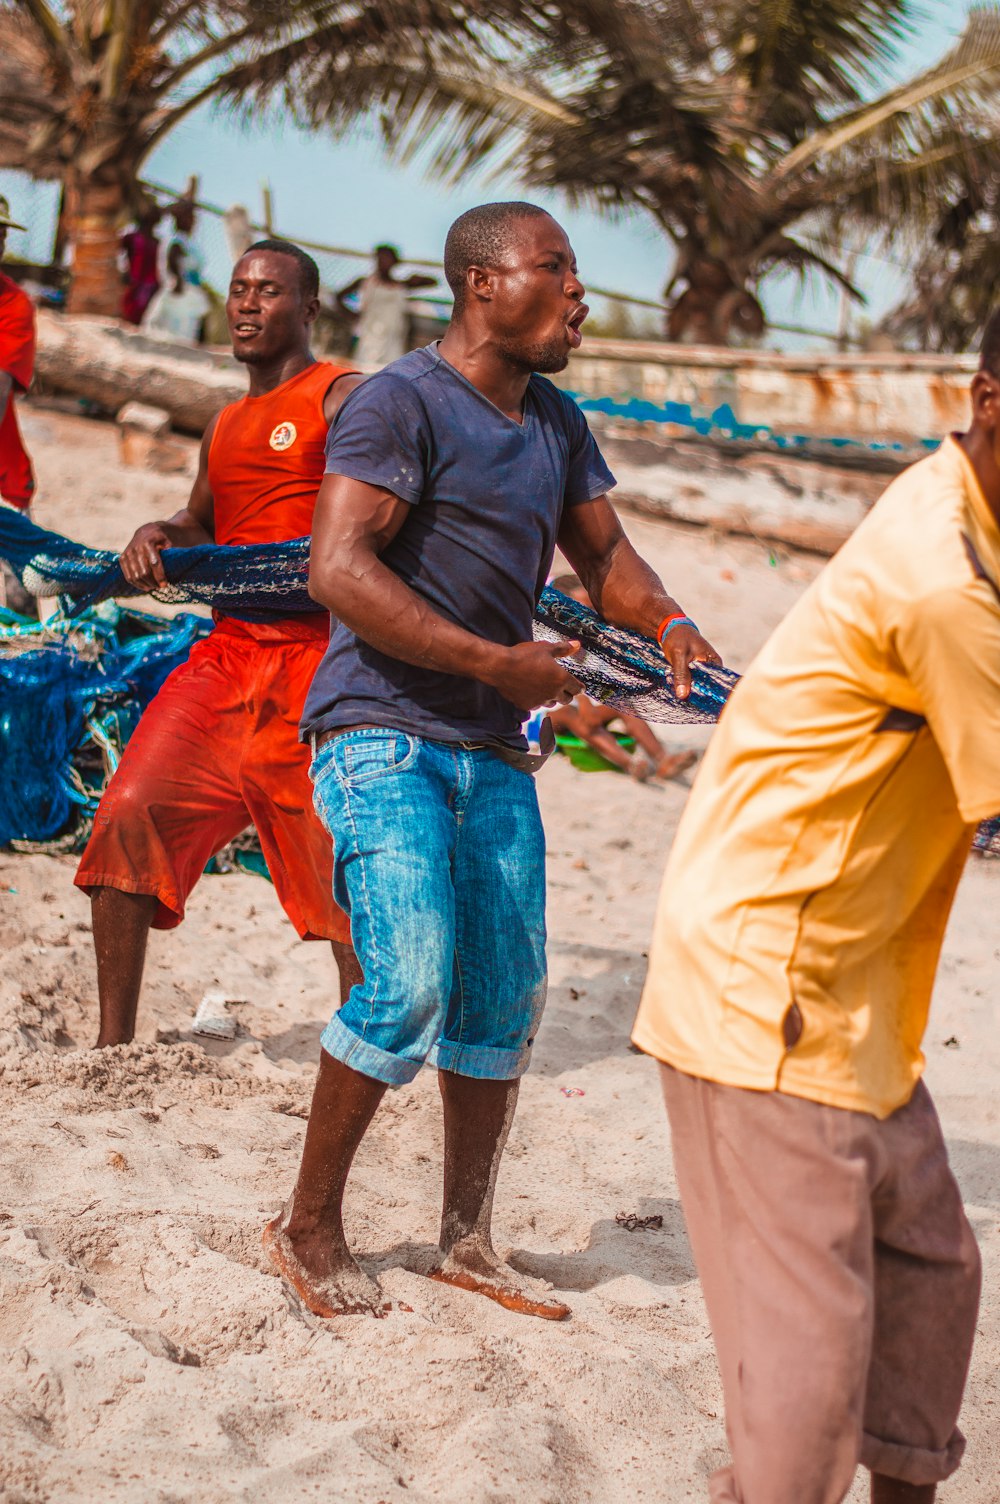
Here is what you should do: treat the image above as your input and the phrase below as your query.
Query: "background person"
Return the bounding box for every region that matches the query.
[0,194,39,616]
[143,265,210,343]
[120,203,161,326]
[163,194,205,288]
[631,318,1000,1503]
[337,244,436,370]
[76,239,364,1049]
[143,192,210,341]
[0,195,36,516]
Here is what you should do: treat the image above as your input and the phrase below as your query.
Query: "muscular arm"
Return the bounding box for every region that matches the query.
[119,413,218,588]
[322,370,366,426]
[0,370,11,426]
[309,474,581,712]
[558,493,721,699]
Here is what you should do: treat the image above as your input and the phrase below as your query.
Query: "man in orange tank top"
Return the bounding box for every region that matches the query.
[75,240,363,1047]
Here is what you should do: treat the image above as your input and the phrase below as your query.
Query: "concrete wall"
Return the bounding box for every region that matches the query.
[556,339,976,462]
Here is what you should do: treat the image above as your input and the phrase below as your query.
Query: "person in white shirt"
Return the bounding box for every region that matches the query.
[336,245,435,370]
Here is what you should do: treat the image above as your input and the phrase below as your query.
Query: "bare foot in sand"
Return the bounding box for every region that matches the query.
[429,1239,571,1321]
[654,749,697,782]
[626,749,654,783]
[262,1209,389,1318]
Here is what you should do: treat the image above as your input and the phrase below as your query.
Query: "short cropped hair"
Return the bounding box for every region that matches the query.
[980,309,1000,379]
[241,238,319,300]
[444,201,552,312]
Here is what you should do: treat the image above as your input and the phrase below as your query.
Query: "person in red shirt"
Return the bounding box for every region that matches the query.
[0,196,37,513]
[120,204,161,325]
[75,239,363,1048]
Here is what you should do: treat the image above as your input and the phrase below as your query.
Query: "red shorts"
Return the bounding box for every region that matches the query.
[75,618,348,944]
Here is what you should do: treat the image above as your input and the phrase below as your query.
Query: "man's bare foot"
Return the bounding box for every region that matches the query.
[262,1211,390,1318]
[654,749,697,782]
[429,1241,571,1321]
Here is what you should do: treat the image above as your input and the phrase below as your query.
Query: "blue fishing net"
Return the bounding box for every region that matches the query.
[0,505,313,623]
[5,506,996,851]
[0,602,209,848]
[533,585,739,724]
[0,505,737,725]
[973,816,1000,858]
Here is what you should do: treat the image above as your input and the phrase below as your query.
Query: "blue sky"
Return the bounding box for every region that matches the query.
[2,0,964,343]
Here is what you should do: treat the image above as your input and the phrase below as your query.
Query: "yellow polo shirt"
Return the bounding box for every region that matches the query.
[633,437,1000,1118]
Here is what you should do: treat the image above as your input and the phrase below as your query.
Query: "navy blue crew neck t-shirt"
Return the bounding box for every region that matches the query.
[300,343,616,749]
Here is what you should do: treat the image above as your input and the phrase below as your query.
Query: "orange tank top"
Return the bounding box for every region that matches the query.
[208,360,353,638]
[208,360,352,546]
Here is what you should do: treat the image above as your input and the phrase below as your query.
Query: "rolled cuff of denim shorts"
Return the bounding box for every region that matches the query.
[320,1013,423,1087]
[429,1037,532,1081]
[859,1427,965,1486]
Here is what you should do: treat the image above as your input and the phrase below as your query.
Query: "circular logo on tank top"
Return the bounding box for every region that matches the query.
[269,421,297,451]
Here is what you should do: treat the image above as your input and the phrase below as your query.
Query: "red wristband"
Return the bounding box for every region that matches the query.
[656,611,688,644]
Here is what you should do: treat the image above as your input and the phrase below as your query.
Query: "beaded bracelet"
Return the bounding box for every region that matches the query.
[656,612,697,645]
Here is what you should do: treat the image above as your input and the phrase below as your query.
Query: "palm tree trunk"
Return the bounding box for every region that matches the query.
[64,175,127,318]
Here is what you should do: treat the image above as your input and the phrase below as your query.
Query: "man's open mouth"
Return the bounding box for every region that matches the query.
[566,305,588,348]
[235,323,261,337]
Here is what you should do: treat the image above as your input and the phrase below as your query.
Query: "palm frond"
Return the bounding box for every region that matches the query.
[774,3,1000,180]
[725,0,914,125]
[0,6,65,172]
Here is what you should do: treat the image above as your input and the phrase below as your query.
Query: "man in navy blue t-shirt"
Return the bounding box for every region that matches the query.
[264,201,719,1321]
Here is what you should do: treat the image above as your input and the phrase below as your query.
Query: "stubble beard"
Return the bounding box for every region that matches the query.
[232,343,267,367]
[494,330,570,376]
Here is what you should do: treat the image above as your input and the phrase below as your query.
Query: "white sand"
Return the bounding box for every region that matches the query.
[1,406,999,1503]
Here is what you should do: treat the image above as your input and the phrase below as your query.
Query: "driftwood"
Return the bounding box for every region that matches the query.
[600,432,886,557]
[34,313,244,435]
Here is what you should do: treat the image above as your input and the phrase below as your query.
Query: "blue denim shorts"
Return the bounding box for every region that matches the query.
[309,729,548,1085]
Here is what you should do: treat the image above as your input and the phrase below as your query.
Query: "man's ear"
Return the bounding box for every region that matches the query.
[303,294,320,327]
[971,369,1000,424]
[466,265,493,303]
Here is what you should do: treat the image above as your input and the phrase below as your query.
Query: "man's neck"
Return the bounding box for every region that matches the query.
[438,324,531,422]
[958,429,1000,528]
[245,347,315,398]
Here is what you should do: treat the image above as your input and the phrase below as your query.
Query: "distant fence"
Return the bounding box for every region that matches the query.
[0,166,861,347]
[140,179,857,345]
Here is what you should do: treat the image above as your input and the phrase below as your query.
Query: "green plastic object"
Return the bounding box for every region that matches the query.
[554,732,635,773]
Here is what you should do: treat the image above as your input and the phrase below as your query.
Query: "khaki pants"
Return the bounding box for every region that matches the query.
[660,1065,981,1504]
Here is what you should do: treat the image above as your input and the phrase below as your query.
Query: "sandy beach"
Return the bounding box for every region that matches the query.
[1,403,998,1504]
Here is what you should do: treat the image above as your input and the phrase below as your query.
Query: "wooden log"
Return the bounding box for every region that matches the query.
[602,432,885,558]
[34,312,244,435]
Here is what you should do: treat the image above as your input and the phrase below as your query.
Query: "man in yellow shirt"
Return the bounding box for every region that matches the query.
[633,321,1000,1503]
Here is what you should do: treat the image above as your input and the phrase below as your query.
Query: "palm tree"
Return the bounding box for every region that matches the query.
[288,0,1000,344]
[881,176,1000,351]
[0,0,545,316]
